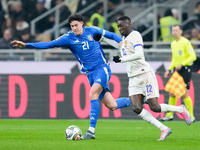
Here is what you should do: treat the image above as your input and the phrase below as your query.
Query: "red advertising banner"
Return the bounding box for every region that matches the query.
[0,61,199,120]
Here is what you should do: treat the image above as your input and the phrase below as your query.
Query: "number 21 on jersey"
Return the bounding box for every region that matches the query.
[82,41,89,50]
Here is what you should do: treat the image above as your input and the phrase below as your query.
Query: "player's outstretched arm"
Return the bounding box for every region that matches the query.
[11,40,26,48]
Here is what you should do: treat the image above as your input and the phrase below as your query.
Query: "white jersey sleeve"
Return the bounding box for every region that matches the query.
[120,31,153,77]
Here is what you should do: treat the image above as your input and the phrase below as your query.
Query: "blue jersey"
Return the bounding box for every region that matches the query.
[26,26,122,72]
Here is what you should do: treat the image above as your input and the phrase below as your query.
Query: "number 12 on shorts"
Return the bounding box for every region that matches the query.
[146,84,153,96]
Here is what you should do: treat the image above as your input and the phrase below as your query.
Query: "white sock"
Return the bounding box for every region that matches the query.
[88,127,95,133]
[139,109,168,131]
[160,104,183,113]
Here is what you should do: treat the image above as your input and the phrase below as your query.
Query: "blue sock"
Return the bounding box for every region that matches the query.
[90,99,100,128]
[116,97,131,109]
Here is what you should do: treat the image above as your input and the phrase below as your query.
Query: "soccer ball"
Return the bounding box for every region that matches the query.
[65,125,82,140]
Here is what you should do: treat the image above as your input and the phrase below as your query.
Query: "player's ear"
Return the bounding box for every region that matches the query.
[81,21,84,26]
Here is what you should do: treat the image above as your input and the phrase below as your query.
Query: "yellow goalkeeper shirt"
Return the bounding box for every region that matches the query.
[169,36,197,71]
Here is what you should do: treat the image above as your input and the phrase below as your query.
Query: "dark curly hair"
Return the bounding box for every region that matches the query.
[68,14,83,24]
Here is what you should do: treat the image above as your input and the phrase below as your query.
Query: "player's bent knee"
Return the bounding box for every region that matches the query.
[107,105,117,111]
[149,105,161,112]
[131,106,142,114]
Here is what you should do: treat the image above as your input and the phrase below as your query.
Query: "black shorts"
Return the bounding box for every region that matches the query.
[176,66,192,89]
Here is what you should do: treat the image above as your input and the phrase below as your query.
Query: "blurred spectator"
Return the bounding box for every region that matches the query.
[191,28,200,49]
[48,0,71,25]
[9,1,29,23]
[48,0,71,38]
[31,0,51,33]
[21,0,37,22]
[194,1,200,15]
[184,1,200,31]
[19,28,36,43]
[171,8,178,20]
[108,0,124,12]
[0,2,5,37]
[90,2,105,29]
[76,0,95,17]
[182,29,191,40]
[2,18,15,32]
[137,12,154,42]
[0,28,20,60]
[159,9,179,42]
[109,11,124,36]
[0,28,16,49]
[83,15,92,26]
[15,17,30,38]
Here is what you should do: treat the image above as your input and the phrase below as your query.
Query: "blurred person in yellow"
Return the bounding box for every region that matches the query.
[90,2,105,29]
[161,25,196,122]
[159,9,179,42]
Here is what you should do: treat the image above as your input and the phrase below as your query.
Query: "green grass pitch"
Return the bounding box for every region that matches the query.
[0,119,200,150]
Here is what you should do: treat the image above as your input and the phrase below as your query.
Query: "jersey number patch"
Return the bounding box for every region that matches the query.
[82,41,89,50]
[146,84,153,96]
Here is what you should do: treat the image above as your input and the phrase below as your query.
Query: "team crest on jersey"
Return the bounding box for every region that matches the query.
[124,40,127,47]
[87,35,93,41]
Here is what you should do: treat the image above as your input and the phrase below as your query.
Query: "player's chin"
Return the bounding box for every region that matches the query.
[74,32,81,36]
[119,31,124,36]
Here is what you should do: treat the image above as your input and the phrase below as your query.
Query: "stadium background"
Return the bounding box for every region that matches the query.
[0,0,200,121]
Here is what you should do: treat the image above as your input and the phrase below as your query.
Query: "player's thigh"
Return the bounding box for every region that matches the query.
[89,83,103,100]
[147,97,161,111]
[143,71,159,99]
[129,94,144,114]
[101,92,117,110]
[128,71,159,100]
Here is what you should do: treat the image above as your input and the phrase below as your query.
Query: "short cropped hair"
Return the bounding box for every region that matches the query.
[117,16,131,22]
[68,14,83,24]
[173,24,182,30]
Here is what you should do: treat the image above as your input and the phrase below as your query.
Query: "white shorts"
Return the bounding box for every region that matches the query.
[128,70,159,100]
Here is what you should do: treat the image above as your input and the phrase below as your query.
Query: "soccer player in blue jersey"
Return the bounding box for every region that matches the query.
[11,14,131,140]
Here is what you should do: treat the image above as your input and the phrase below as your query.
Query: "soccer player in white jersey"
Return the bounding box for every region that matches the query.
[113,16,193,141]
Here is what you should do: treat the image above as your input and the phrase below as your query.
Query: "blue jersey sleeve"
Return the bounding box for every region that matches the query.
[26,34,70,49]
[104,30,122,43]
[89,26,122,43]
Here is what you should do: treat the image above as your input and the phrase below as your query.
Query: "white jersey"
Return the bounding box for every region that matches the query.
[120,30,152,77]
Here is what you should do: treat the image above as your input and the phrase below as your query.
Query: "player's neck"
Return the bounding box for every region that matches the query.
[125,29,133,37]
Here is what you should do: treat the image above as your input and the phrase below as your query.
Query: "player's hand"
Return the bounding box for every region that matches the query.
[11,40,26,48]
[113,56,121,63]
[175,64,182,71]
[118,41,123,47]
[164,70,171,78]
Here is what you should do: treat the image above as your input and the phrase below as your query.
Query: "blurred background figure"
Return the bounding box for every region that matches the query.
[137,12,154,44]
[48,0,71,38]
[15,17,30,38]
[182,29,191,40]
[19,28,36,43]
[0,28,19,60]
[107,0,124,12]
[191,28,200,49]
[9,1,29,23]
[0,28,16,49]
[76,0,94,17]
[90,2,105,29]
[159,9,179,42]
[109,11,124,36]
[31,0,50,34]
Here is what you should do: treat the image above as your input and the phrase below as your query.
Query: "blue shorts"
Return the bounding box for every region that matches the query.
[86,63,111,100]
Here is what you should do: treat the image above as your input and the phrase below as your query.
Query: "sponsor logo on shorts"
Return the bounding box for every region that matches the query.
[96,78,101,82]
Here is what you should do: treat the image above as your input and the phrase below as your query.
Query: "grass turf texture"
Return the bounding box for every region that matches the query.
[0,119,200,150]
